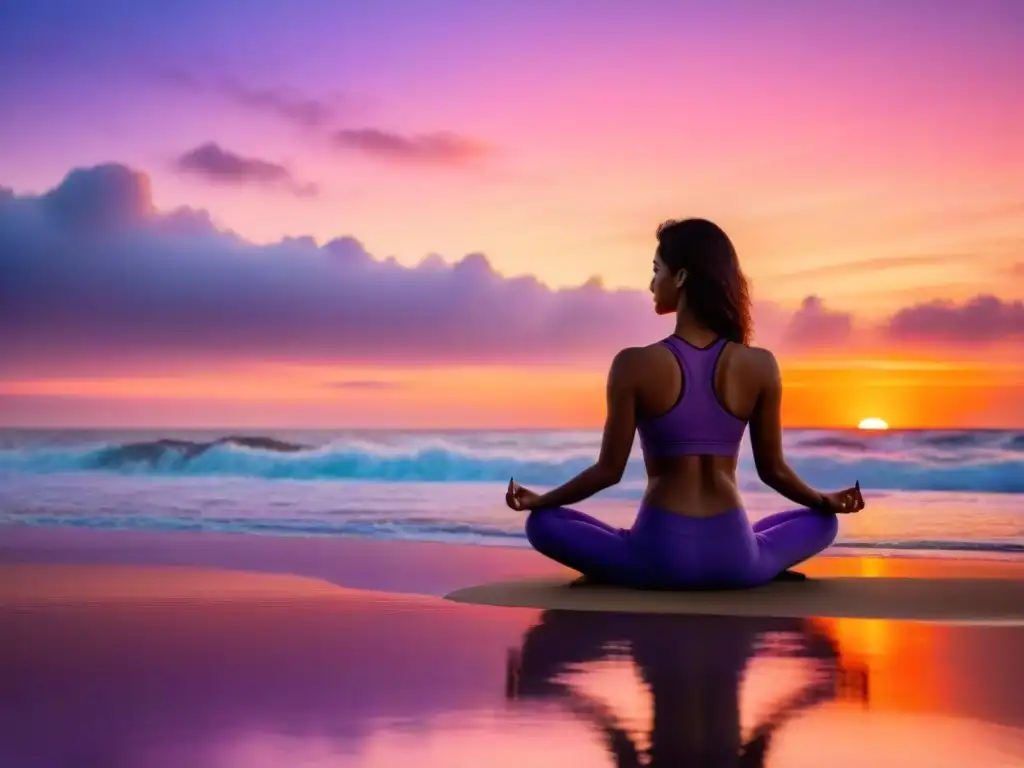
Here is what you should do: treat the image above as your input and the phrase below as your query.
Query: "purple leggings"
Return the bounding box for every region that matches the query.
[524,504,839,589]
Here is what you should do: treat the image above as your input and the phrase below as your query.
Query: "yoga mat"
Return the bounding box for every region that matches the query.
[446,575,1024,622]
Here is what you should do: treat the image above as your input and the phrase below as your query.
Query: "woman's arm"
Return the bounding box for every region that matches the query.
[529,348,641,510]
[748,350,827,510]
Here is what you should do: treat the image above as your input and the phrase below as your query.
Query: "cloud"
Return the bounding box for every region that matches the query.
[783,296,853,348]
[151,67,492,169]
[41,164,154,230]
[0,163,663,372]
[173,143,318,197]
[1,163,1019,378]
[332,129,491,166]
[152,66,338,129]
[219,80,336,129]
[886,295,1024,344]
[774,254,959,282]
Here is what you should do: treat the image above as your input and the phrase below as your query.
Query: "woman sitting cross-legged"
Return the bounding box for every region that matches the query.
[505,218,865,589]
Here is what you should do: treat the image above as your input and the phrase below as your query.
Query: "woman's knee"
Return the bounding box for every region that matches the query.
[817,511,840,548]
[524,507,560,548]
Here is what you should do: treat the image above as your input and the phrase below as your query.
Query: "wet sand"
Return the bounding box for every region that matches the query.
[1,527,1022,766]
[2,524,1022,598]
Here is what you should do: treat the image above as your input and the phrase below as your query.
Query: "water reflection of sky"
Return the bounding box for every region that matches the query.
[1,595,1022,767]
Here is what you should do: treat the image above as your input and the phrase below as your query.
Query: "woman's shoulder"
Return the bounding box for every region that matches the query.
[726,342,780,378]
[607,343,675,376]
[727,340,775,358]
[610,343,664,366]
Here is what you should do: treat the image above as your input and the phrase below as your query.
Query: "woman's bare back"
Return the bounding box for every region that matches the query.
[631,337,774,517]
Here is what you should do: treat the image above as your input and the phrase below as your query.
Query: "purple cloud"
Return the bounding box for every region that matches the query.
[886,295,1024,343]
[0,164,664,374]
[783,296,854,348]
[153,67,338,129]
[150,68,487,170]
[219,80,335,129]
[333,129,491,166]
[151,68,487,169]
[174,143,318,197]
[1,164,1017,379]
[42,164,154,231]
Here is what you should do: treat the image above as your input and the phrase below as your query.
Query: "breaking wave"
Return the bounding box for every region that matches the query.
[0,429,1021,493]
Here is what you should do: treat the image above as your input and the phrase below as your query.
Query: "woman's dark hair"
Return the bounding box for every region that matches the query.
[656,218,753,345]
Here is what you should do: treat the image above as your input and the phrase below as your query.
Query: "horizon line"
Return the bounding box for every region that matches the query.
[0,424,1017,433]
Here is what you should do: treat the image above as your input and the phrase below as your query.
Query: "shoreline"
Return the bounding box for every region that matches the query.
[2,523,1022,603]
[3,517,1023,560]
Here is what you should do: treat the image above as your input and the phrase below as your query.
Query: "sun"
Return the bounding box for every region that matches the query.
[857,417,889,431]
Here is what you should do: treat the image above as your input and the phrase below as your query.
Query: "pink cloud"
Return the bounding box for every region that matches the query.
[332,128,491,166]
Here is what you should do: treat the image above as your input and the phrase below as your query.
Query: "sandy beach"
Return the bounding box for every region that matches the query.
[1,525,1023,767]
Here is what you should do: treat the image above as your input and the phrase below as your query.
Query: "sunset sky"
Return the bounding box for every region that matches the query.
[1,0,1022,428]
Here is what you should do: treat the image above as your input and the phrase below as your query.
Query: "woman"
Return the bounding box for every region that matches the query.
[505,218,864,589]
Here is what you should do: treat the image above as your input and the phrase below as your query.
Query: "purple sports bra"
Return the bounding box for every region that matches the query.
[636,335,748,458]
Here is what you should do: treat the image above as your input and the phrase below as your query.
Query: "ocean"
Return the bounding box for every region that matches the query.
[0,428,1021,558]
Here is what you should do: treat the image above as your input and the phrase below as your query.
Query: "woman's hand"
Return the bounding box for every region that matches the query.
[506,477,543,511]
[818,481,865,514]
